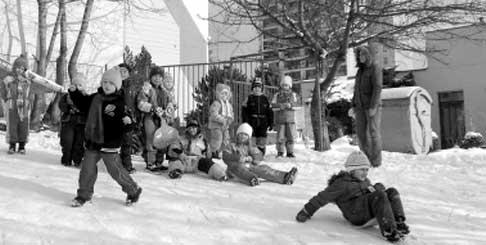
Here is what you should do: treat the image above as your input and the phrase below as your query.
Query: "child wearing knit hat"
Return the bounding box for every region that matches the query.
[222,123,298,186]
[71,66,142,207]
[270,75,299,158]
[241,77,273,156]
[295,150,410,242]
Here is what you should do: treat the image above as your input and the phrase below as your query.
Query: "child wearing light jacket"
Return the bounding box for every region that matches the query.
[295,150,410,242]
[271,75,298,158]
[208,83,234,159]
[166,119,228,180]
[222,123,298,186]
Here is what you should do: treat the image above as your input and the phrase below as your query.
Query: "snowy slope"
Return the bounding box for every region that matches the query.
[0,131,486,245]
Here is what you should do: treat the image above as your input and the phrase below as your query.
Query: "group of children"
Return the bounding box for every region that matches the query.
[1,54,410,242]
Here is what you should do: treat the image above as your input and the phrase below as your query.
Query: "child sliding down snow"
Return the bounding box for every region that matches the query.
[222,123,298,186]
[295,150,410,242]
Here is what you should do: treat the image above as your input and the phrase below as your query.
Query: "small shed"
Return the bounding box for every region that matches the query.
[381,86,433,154]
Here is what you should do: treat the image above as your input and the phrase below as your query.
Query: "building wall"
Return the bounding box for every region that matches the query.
[208,3,261,62]
[414,25,486,144]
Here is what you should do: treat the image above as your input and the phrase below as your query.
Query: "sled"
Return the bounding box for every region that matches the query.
[153,117,179,150]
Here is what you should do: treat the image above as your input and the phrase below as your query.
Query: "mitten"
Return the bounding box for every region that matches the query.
[296,208,311,223]
[374,183,386,192]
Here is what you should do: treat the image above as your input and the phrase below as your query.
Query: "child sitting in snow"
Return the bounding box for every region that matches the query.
[295,150,410,242]
[165,119,228,180]
[71,67,142,207]
[222,123,298,186]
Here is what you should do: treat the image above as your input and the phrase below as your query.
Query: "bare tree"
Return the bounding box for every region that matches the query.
[44,0,67,127]
[2,0,13,62]
[15,0,26,56]
[68,0,94,80]
[208,0,486,151]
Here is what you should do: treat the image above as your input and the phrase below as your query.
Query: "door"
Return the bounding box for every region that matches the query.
[438,91,465,149]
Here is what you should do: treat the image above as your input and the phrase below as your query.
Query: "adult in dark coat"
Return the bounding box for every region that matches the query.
[295,151,409,242]
[352,46,383,167]
[241,78,273,155]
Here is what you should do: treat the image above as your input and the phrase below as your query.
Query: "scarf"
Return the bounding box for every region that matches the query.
[84,91,119,145]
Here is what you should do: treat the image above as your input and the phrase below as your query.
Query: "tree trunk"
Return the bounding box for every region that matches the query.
[46,9,61,66]
[43,0,67,128]
[30,0,49,131]
[4,4,13,62]
[68,0,94,80]
[15,0,27,56]
[310,53,331,151]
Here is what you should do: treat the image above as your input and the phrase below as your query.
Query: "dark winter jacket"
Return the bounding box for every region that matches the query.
[352,63,382,109]
[303,171,376,225]
[242,92,273,129]
[59,89,91,125]
[121,75,144,124]
[84,88,129,151]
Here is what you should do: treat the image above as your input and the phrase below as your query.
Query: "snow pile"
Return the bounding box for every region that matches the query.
[0,132,485,244]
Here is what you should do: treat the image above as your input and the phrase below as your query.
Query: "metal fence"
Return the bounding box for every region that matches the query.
[161,60,278,126]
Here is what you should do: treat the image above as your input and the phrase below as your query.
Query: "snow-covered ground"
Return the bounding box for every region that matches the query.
[1,131,486,245]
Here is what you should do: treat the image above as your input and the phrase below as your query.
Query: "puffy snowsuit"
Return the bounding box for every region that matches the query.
[271,76,298,155]
[208,83,233,158]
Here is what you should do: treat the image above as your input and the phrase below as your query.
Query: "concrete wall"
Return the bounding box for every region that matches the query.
[414,25,486,144]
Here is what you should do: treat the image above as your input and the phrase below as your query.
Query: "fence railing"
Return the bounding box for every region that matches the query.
[161,60,278,126]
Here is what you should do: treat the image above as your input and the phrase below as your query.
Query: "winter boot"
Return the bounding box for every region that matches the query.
[383,229,402,243]
[283,167,298,185]
[249,177,260,186]
[286,152,296,158]
[396,221,410,235]
[18,142,26,154]
[71,196,89,207]
[126,187,143,206]
[276,152,284,158]
[125,166,136,174]
[168,169,183,179]
[7,143,16,154]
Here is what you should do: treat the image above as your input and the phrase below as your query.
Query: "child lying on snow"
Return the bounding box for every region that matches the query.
[295,150,410,242]
[222,123,298,186]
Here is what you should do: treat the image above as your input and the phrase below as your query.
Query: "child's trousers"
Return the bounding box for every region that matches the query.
[347,188,405,233]
[77,150,139,200]
[228,164,287,185]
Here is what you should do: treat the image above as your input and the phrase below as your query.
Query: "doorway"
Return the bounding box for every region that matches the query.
[438,90,465,149]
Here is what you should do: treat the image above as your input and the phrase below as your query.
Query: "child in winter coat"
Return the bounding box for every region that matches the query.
[241,78,273,156]
[271,75,298,158]
[295,150,410,242]
[222,123,298,186]
[208,83,234,159]
[71,67,141,207]
[59,73,91,167]
[0,55,39,154]
[166,119,228,180]
[137,66,177,171]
